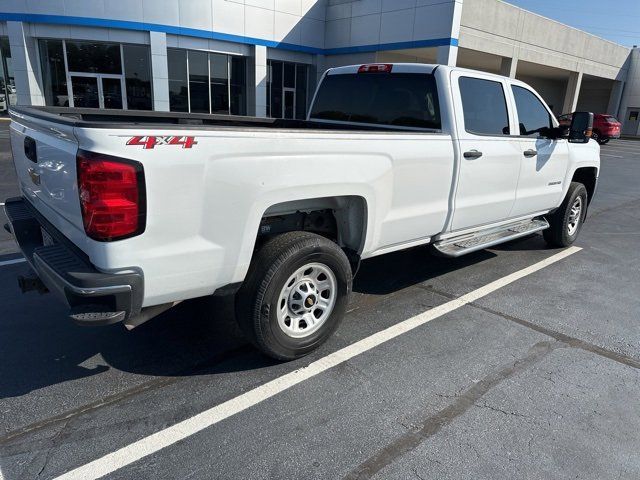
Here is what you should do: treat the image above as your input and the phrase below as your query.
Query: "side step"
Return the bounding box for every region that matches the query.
[433,218,549,258]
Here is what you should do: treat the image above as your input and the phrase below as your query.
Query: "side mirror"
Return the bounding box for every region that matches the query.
[568,112,594,143]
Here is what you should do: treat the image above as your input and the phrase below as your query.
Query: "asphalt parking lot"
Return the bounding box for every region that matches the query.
[1,123,639,480]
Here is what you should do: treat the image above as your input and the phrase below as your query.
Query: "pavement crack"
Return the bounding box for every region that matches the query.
[419,284,640,371]
[0,345,252,447]
[342,340,556,480]
[34,417,70,478]
[473,401,528,418]
[412,466,429,480]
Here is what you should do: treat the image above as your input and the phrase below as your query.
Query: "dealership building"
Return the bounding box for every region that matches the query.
[0,0,639,135]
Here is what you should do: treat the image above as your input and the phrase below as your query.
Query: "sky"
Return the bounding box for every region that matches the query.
[503,0,640,47]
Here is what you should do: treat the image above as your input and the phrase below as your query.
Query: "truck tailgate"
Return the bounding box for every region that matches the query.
[9,111,84,237]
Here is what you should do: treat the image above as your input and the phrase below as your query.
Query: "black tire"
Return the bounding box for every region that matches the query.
[236,231,352,360]
[591,130,600,143]
[543,182,588,247]
[601,138,610,145]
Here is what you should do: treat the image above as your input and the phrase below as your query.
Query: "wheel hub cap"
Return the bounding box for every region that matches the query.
[277,263,337,339]
[567,196,583,236]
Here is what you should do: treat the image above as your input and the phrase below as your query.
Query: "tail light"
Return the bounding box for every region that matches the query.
[77,150,146,241]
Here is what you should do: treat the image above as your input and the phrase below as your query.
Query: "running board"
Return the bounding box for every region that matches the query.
[433,218,550,258]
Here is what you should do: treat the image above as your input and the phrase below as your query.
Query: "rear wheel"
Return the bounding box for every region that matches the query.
[601,138,610,145]
[236,231,352,360]
[543,182,588,247]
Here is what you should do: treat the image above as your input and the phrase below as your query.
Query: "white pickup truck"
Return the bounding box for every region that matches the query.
[5,63,599,360]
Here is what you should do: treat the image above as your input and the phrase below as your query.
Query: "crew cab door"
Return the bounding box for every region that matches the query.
[508,84,569,216]
[450,72,521,231]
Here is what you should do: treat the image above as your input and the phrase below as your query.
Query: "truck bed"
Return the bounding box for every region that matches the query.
[10,106,438,133]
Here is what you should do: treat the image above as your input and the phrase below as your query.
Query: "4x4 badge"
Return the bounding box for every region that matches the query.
[126,136,197,149]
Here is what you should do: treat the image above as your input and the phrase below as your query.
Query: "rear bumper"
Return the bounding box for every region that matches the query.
[3,197,143,325]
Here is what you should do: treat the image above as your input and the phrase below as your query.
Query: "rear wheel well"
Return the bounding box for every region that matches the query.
[572,167,597,205]
[256,196,367,268]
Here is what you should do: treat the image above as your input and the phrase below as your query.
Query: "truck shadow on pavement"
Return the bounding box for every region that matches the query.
[0,234,549,399]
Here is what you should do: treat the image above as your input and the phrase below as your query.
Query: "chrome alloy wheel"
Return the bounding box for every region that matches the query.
[277,263,337,339]
[567,196,583,236]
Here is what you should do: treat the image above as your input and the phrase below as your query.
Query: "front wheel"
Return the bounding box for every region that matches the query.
[236,231,352,360]
[543,182,588,247]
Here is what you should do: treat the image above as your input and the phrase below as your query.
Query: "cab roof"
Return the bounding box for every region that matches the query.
[326,63,517,84]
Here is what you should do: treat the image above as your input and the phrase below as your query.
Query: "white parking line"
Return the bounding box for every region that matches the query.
[602,145,640,152]
[601,154,624,158]
[0,258,25,267]
[53,246,582,480]
[604,145,640,151]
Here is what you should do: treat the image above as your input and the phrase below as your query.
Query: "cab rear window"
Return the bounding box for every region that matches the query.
[310,73,441,130]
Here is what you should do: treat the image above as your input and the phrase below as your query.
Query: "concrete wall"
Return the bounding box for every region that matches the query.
[459,0,630,81]
[619,48,640,136]
[576,77,615,114]
[0,0,327,51]
[325,0,461,52]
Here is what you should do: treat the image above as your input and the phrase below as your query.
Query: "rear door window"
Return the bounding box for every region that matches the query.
[458,77,510,136]
[310,73,440,130]
[511,85,552,136]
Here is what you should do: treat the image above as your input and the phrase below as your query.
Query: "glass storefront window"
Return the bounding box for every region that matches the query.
[168,48,188,112]
[35,40,245,114]
[0,37,16,112]
[66,41,122,74]
[267,60,309,120]
[188,50,210,114]
[38,39,152,111]
[270,61,283,119]
[284,63,295,89]
[210,53,229,114]
[168,48,246,115]
[230,56,246,116]
[39,40,69,107]
[123,44,152,111]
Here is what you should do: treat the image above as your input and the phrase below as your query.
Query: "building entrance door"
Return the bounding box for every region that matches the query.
[283,88,295,119]
[622,108,640,136]
[70,74,126,109]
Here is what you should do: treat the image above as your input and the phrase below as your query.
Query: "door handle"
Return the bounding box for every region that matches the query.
[524,149,538,157]
[463,150,483,159]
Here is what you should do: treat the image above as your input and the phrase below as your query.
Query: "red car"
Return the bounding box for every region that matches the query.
[558,113,621,144]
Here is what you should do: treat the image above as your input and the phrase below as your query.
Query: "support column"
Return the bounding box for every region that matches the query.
[607,80,624,116]
[7,21,44,106]
[562,71,583,114]
[150,32,169,112]
[249,45,268,118]
[500,56,518,78]
[436,44,458,66]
